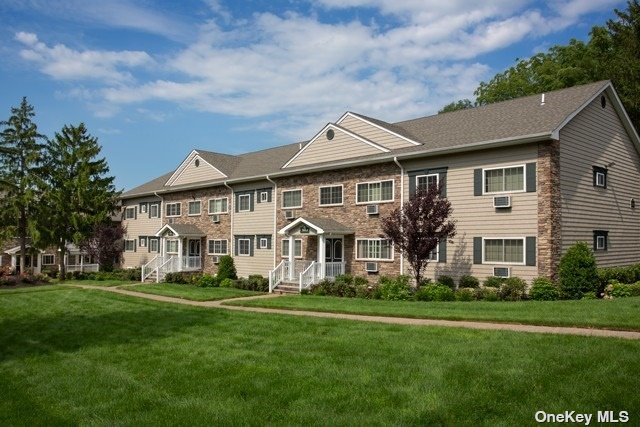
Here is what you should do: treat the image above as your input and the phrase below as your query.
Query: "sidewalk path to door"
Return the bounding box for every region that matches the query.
[71,284,640,340]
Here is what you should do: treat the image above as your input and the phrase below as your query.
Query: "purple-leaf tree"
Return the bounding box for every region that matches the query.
[381,183,456,287]
[80,221,124,272]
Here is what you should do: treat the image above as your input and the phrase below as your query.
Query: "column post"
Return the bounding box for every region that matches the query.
[288,234,295,281]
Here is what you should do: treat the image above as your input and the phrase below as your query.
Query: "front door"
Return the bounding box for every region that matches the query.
[188,239,201,269]
[325,238,343,263]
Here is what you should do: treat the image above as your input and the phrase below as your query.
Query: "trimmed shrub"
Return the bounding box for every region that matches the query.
[164,272,200,284]
[355,282,380,299]
[483,276,506,288]
[498,277,527,301]
[333,275,358,298]
[596,264,640,296]
[309,279,334,296]
[217,256,237,280]
[458,275,480,288]
[220,278,235,288]
[378,275,412,301]
[581,291,597,300]
[529,278,560,301]
[455,287,475,301]
[415,283,455,301]
[604,281,633,298]
[248,275,269,292]
[476,286,499,301]
[558,242,598,299]
[437,275,455,290]
[197,274,219,288]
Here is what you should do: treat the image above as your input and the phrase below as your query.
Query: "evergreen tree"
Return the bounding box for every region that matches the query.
[0,97,46,273]
[38,123,120,279]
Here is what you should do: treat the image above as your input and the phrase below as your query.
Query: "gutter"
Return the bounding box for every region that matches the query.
[266,175,277,269]
[393,157,404,275]
[121,132,553,199]
[224,181,234,257]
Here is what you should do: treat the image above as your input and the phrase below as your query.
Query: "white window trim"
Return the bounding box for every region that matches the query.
[595,172,606,187]
[140,203,148,213]
[428,244,439,262]
[596,235,606,250]
[355,179,395,205]
[149,238,159,252]
[482,164,526,195]
[238,238,251,256]
[139,237,147,247]
[208,197,229,214]
[416,174,439,191]
[166,202,181,217]
[282,189,303,209]
[166,239,179,254]
[150,204,160,218]
[259,238,269,249]
[124,239,136,252]
[238,194,251,212]
[42,254,55,265]
[481,237,526,265]
[260,191,269,203]
[355,238,394,261]
[281,239,303,258]
[125,207,136,219]
[187,200,202,216]
[207,239,228,255]
[318,184,344,207]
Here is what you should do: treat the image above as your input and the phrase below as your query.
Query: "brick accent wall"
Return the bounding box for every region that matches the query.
[163,187,232,275]
[275,162,402,278]
[537,140,562,279]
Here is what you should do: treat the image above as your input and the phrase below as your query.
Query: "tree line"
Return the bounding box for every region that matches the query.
[439,0,640,135]
[0,98,121,278]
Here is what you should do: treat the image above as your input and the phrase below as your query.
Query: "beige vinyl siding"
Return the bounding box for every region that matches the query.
[232,181,275,277]
[286,128,384,168]
[171,156,226,186]
[339,115,416,150]
[559,93,640,267]
[121,196,163,268]
[403,144,539,282]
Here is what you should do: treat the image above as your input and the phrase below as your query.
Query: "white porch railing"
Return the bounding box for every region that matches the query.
[182,256,201,271]
[158,256,178,282]
[269,260,286,292]
[269,260,347,293]
[325,261,346,278]
[66,264,100,273]
[299,261,322,291]
[141,255,159,282]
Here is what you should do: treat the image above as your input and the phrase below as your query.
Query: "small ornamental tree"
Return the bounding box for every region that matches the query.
[217,255,237,280]
[558,241,598,299]
[80,221,125,272]
[381,184,456,287]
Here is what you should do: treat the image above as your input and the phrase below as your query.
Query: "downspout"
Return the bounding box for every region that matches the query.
[266,175,277,268]
[393,157,404,275]
[154,190,164,259]
[224,181,234,257]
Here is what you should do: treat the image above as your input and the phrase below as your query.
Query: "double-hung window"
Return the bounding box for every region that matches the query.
[208,239,228,255]
[188,201,201,216]
[238,195,251,212]
[42,254,55,265]
[356,180,393,203]
[150,204,159,218]
[209,198,228,214]
[282,190,303,208]
[484,166,524,193]
[125,207,136,219]
[238,239,251,256]
[166,239,179,254]
[416,174,439,192]
[319,185,343,206]
[356,239,393,261]
[124,240,136,252]
[282,239,302,257]
[149,238,159,253]
[483,238,524,264]
[166,203,181,217]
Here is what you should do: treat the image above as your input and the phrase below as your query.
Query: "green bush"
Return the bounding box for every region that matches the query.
[418,278,432,287]
[558,242,598,299]
[476,286,499,301]
[217,256,237,280]
[604,281,633,298]
[197,274,219,288]
[415,283,455,301]
[498,277,527,301]
[596,264,640,296]
[458,275,480,288]
[483,276,506,288]
[437,275,455,290]
[220,278,235,288]
[247,275,269,292]
[309,279,334,296]
[355,281,379,299]
[455,287,475,301]
[378,275,412,301]
[163,272,200,284]
[529,278,560,301]
[581,291,597,300]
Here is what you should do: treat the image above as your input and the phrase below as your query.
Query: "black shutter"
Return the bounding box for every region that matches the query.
[267,189,273,203]
[473,237,482,264]
[249,192,255,212]
[526,163,536,192]
[525,237,536,266]
[134,207,137,220]
[234,194,239,213]
[256,190,262,204]
[249,236,254,257]
[133,240,137,253]
[474,169,483,196]
[234,236,239,255]
[439,171,447,197]
[438,239,446,263]
[409,173,417,197]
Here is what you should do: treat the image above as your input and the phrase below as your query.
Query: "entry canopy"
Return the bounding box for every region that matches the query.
[156,223,206,238]
[279,217,354,236]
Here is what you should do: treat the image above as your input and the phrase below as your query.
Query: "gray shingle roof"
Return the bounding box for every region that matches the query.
[122,81,612,199]
[161,223,205,236]
[303,217,354,235]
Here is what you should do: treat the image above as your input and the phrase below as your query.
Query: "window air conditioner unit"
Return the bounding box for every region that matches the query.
[285,210,295,219]
[366,204,379,215]
[493,267,511,278]
[365,262,379,273]
[211,256,220,264]
[211,214,220,223]
[493,195,511,209]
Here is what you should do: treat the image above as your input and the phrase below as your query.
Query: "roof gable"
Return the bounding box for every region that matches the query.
[283,123,389,169]
[337,112,421,150]
[165,150,227,187]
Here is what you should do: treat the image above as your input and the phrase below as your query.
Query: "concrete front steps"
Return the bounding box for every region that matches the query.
[273,282,300,294]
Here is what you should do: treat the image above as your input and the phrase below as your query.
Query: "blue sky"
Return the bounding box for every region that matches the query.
[0,0,625,190]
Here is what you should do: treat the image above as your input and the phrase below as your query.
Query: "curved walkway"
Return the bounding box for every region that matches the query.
[72,284,640,340]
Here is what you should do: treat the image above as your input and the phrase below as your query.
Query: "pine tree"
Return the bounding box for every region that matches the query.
[0,97,46,273]
[38,123,120,279]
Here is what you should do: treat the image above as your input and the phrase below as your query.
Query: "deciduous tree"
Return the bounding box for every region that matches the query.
[79,221,125,272]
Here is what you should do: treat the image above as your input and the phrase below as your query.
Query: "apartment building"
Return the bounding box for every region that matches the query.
[119,81,640,289]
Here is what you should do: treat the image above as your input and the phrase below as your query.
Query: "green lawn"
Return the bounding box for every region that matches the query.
[0,287,638,425]
[61,279,138,287]
[225,294,640,331]
[120,283,263,301]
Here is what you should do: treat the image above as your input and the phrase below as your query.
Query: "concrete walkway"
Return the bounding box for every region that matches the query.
[72,284,640,340]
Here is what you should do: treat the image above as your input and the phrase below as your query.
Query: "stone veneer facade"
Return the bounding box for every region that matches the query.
[162,187,233,275]
[537,140,562,279]
[275,162,402,278]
